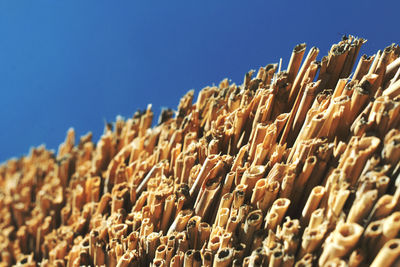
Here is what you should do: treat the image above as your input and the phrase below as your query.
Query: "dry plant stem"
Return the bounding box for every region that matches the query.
[301,186,325,226]
[319,223,364,266]
[298,224,327,258]
[3,37,400,267]
[332,78,348,98]
[383,79,400,97]
[378,212,400,249]
[189,155,220,197]
[287,43,307,84]
[347,190,377,224]
[281,47,319,145]
[371,239,400,267]
[288,47,320,105]
[348,249,365,267]
[388,63,400,88]
[353,54,375,81]
[213,248,233,267]
[295,253,313,267]
[291,81,320,143]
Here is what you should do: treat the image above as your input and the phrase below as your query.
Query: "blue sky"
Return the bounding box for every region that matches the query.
[0,0,399,161]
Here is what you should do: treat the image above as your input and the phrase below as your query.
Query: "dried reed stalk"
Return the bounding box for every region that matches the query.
[1,35,400,266]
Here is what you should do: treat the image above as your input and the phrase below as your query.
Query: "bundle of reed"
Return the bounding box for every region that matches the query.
[2,35,400,266]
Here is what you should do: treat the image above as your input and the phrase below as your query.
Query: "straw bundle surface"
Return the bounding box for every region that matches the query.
[2,36,400,266]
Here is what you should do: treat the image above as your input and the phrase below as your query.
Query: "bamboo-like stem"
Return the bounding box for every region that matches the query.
[3,38,400,267]
[371,239,400,267]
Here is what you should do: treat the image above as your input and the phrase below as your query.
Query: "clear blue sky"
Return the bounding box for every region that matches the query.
[0,0,398,162]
